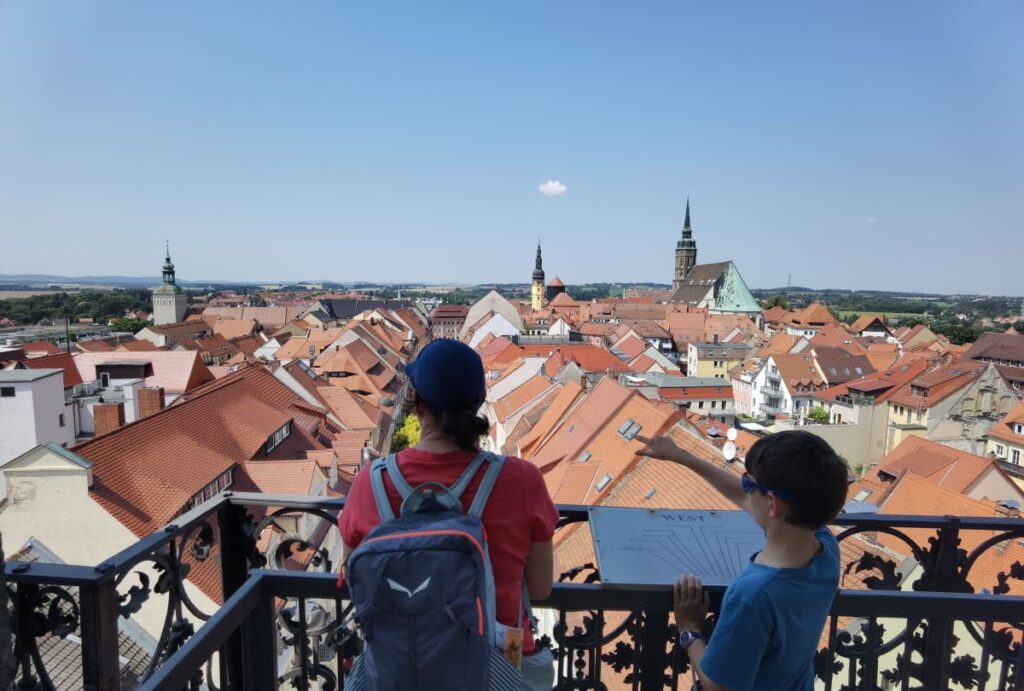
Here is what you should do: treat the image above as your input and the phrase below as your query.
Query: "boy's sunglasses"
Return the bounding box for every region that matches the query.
[741,473,794,503]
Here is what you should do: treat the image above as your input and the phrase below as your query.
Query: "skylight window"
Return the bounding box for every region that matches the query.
[580,451,592,463]
[624,422,642,440]
[618,419,635,435]
[596,473,613,491]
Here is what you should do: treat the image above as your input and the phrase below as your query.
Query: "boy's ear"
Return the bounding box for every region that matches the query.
[767,495,786,521]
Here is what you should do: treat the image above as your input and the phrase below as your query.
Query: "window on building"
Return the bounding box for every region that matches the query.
[996,444,1006,457]
[266,422,292,453]
[59,413,65,427]
[1015,423,1024,435]
[618,419,635,435]
[579,451,592,463]
[0,387,14,398]
[698,401,705,409]
[711,400,717,409]
[595,473,613,492]
[1013,449,1021,465]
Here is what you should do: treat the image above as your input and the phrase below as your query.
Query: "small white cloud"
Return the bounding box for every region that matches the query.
[867,217,880,223]
[538,180,567,197]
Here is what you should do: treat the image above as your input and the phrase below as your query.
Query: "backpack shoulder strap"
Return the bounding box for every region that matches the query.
[383,452,416,500]
[368,455,396,522]
[467,452,507,519]
[447,451,489,501]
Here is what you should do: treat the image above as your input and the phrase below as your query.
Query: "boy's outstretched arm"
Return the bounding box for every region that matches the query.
[634,435,751,514]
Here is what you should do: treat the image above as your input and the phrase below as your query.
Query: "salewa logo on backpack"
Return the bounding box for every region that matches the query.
[387,577,431,598]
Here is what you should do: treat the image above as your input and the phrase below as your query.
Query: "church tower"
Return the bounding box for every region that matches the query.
[673,198,698,291]
[531,241,546,311]
[152,242,187,325]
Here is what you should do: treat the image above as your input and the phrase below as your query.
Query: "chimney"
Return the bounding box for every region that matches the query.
[138,387,165,419]
[94,402,125,437]
[713,334,719,345]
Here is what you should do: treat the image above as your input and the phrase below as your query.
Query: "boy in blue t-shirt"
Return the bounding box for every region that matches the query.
[635,430,849,691]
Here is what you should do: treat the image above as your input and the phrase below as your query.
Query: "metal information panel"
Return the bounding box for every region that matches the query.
[589,507,765,589]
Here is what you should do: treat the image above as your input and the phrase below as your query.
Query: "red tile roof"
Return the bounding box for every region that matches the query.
[21,341,61,356]
[238,458,319,495]
[849,314,888,334]
[529,377,633,471]
[873,437,1020,497]
[771,352,826,389]
[78,366,327,540]
[886,359,986,410]
[74,351,214,394]
[988,399,1024,446]
[519,382,585,456]
[18,351,83,388]
[494,344,631,373]
[545,394,681,504]
[493,374,556,422]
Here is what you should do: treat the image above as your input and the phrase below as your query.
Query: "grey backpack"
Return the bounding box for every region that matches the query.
[344,451,523,691]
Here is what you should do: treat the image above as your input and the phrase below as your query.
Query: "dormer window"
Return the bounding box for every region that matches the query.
[266,422,291,453]
[910,386,928,397]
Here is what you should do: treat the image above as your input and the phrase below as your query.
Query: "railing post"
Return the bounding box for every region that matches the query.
[244,583,278,691]
[220,496,254,690]
[80,580,122,691]
[638,608,670,691]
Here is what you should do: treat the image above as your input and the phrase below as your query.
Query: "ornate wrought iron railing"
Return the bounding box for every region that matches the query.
[4,492,1024,690]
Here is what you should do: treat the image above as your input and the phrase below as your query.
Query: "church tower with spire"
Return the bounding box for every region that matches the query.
[531,241,546,311]
[673,198,698,291]
[152,242,188,325]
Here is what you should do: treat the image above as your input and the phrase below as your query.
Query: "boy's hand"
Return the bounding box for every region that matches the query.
[634,434,683,462]
[673,575,709,631]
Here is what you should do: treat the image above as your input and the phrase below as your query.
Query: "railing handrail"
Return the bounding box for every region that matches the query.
[6,492,1024,587]
[136,569,1024,691]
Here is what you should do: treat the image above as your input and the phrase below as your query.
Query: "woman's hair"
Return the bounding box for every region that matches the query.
[437,406,489,451]
[413,391,488,451]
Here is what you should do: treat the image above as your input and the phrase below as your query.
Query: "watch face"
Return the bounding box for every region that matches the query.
[679,630,704,649]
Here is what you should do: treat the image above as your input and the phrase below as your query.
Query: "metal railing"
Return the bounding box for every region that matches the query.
[5,493,1024,690]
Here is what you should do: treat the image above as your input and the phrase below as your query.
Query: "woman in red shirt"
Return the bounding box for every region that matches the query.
[339,338,559,690]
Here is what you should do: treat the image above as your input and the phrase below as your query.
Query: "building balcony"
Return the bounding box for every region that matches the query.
[4,493,1024,690]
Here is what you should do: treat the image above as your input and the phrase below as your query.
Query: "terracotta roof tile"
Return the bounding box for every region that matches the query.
[239,458,319,495]
[519,382,585,456]
[849,314,888,334]
[78,366,326,540]
[530,378,633,470]
[989,399,1024,446]
[74,351,214,394]
[547,395,681,504]
[873,437,1018,496]
[493,374,556,421]
[494,344,631,373]
[18,351,83,388]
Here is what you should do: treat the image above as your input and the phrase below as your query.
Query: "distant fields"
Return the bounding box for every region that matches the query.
[835,310,928,321]
[0,290,73,299]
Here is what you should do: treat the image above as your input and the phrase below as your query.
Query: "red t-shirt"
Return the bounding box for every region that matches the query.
[338,448,559,652]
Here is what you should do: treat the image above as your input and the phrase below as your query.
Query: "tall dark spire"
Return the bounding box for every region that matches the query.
[533,240,545,280]
[162,241,176,285]
[673,197,698,291]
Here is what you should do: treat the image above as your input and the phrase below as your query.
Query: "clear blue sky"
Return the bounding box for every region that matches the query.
[2,1,1021,294]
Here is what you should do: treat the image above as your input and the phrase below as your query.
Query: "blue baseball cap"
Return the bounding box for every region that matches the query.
[405,339,486,416]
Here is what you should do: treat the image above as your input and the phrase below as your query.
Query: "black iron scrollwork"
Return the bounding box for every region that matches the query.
[10,583,81,690]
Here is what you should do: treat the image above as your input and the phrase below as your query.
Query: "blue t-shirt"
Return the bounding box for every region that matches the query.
[701,528,839,691]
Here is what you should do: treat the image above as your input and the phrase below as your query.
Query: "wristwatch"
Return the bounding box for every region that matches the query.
[678,629,706,650]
